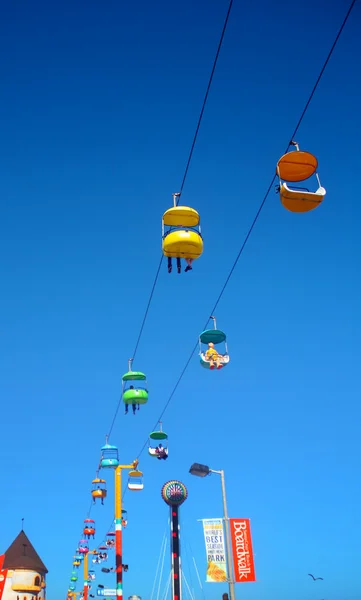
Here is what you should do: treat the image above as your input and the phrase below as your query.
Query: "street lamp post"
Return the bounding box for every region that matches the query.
[189,463,235,600]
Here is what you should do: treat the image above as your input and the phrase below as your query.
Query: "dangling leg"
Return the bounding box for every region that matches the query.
[209,359,215,370]
[177,257,181,274]
[132,403,136,415]
[185,258,193,272]
[168,257,172,273]
[216,355,224,369]
[125,404,128,415]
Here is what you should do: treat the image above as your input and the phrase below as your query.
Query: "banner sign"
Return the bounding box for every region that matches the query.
[229,519,256,582]
[0,554,8,600]
[201,518,228,583]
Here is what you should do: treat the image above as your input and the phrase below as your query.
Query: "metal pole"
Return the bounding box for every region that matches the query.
[115,466,123,600]
[219,470,235,600]
[114,461,138,600]
[170,504,182,600]
[83,552,89,600]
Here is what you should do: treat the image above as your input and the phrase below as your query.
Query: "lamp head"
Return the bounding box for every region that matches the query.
[189,463,211,477]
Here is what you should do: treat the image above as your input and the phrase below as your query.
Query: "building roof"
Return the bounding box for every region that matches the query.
[3,531,48,574]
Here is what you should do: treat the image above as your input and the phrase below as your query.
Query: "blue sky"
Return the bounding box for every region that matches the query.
[0,1,360,599]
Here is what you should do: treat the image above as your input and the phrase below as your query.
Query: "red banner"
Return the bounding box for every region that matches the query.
[0,554,7,600]
[0,569,8,600]
[229,519,256,583]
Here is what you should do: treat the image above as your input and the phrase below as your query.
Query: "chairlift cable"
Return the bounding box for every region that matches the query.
[178,0,234,197]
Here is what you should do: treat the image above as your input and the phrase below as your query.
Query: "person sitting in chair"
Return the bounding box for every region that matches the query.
[205,342,224,370]
[156,443,168,460]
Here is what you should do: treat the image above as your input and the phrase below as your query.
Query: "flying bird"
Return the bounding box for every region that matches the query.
[308,573,323,580]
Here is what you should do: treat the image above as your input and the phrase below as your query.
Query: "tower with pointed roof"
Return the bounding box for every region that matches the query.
[1,530,48,600]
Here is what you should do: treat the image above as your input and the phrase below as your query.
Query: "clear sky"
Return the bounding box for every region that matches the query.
[0,1,360,600]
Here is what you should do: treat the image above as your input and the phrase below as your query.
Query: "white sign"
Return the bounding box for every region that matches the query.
[201,518,228,583]
[97,590,116,597]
